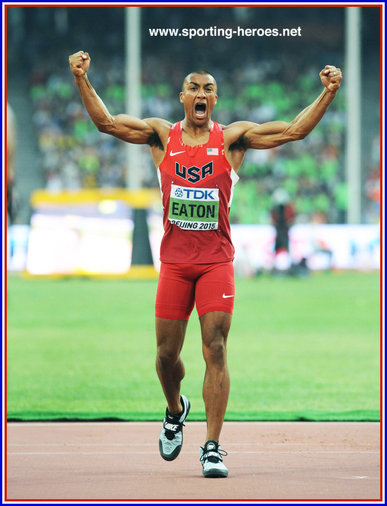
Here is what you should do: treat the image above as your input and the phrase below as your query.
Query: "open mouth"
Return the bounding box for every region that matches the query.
[194,102,207,118]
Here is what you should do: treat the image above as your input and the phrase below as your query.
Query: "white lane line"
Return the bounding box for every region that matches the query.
[8,451,168,455]
[8,442,380,449]
[8,443,156,447]
[339,475,380,480]
[8,450,379,456]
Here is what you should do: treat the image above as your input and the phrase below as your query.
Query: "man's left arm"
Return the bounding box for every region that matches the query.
[243,65,342,150]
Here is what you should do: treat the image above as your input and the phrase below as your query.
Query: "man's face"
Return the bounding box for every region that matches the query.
[179,73,218,125]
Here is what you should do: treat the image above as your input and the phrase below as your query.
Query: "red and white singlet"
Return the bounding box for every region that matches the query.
[157,121,239,264]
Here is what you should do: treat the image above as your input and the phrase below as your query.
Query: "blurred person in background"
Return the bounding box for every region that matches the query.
[69,50,342,478]
[270,188,295,273]
[7,102,17,225]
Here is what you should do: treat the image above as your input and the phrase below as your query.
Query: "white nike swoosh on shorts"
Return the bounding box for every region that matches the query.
[222,294,234,298]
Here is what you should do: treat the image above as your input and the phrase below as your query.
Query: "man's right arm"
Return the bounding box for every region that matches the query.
[69,51,166,145]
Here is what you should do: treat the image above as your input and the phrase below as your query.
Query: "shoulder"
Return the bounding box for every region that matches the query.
[144,117,172,136]
[144,117,172,128]
[222,121,258,151]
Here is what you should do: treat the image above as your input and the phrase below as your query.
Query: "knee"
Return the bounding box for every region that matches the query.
[202,338,227,367]
[157,343,180,367]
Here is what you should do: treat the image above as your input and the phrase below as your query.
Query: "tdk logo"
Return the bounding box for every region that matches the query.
[174,188,216,200]
[175,161,213,183]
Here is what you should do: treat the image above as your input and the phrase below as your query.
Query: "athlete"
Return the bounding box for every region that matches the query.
[69,51,342,478]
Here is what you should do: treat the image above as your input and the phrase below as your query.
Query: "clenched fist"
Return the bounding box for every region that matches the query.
[69,51,90,77]
[320,65,343,93]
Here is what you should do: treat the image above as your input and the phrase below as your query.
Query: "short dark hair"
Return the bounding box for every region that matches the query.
[182,70,217,92]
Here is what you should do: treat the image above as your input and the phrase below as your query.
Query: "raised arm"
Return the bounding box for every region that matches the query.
[68,51,169,146]
[225,65,342,152]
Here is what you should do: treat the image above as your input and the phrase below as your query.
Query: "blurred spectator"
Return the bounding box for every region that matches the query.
[7,102,17,224]
[364,134,380,224]
[270,188,295,271]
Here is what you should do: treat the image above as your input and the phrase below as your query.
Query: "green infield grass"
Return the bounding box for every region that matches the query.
[6,271,380,421]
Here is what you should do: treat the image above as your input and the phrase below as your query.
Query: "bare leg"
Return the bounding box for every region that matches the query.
[200,311,232,442]
[156,317,188,414]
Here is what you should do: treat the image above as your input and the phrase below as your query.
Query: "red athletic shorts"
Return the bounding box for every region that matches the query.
[155,261,235,320]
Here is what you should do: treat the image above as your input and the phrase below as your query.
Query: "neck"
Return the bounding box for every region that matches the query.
[182,118,212,136]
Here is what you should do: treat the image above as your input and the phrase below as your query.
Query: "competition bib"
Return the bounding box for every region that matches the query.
[168,184,219,231]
